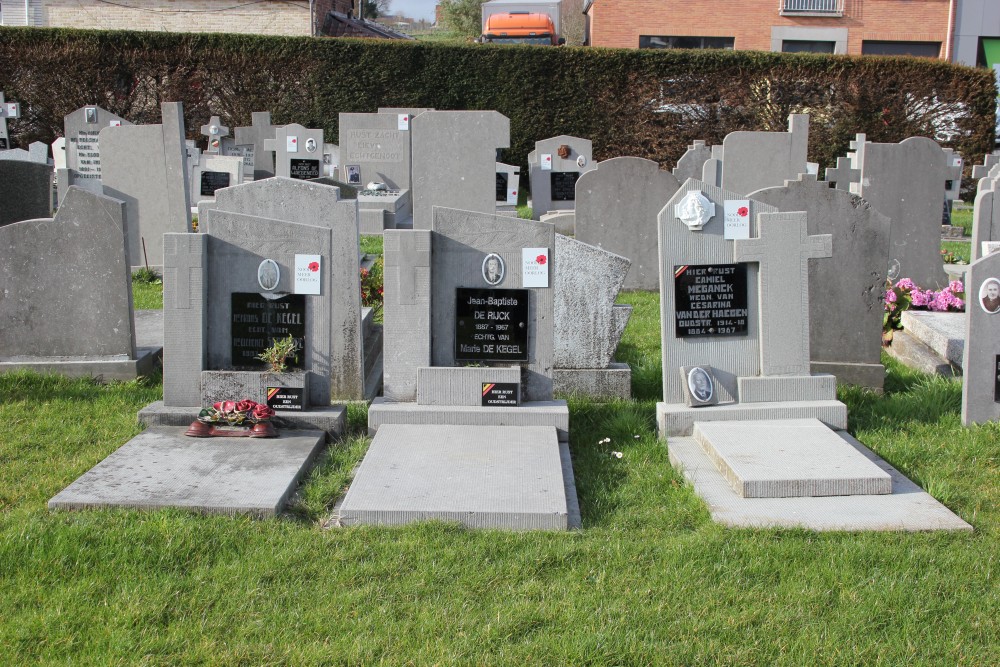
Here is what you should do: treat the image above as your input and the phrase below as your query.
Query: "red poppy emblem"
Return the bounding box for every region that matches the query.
[536,254,547,265]
[737,207,749,217]
[308,262,319,272]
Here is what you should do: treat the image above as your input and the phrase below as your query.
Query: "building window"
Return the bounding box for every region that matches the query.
[639,36,734,50]
[782,40,835,53]
[978,37,1000,69]
[862,41,941,58]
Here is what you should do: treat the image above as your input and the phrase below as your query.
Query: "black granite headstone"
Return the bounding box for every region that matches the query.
[230,293,306,369]
[673,264,749,337]
[455,288,529,362]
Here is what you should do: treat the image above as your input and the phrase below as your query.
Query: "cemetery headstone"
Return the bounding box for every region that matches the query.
[972,174,1000,262]
[824,156,860,191]
[51,137,66,170]
[199,115,229,154]
[0,91,20,150]
[233,111,276,180]
[673,140,713,183]
[60,105,131,198]
[852,136,950,289]
[99,102,192,269]
[750,176,891,390]
[972,152,1000,180]
[574,157,680,290]
[219,137,254,180]
[0,159,52,226]
[553,234,632,398]
[495,161,520,215]
[264,124,324,182]
[191,155,244,205]
[721,114,809,195]
[0,187,157,379]
[339,112,413,232]
[962,250,1000,425]
[527,135,596,220]
[410,111,510,230]
[0,141,48,163]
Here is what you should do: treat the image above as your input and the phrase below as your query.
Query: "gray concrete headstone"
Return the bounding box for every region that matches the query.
[971,153,1000,180]
[63,105,131,195]
[233,112,276,180]
[0,91,19,150]
[527,135,596,220]
[574,156,680,290]
[750,178,891,389]
[0,141,48,164]
[339,112,412,190]
[99,102,192,269]
[853,136,950,289]
[824,156,859,191]
[382,229,432,402]
[0,186,134,359]
[410,111,510,230]
[199,115,229,154]
[961,251,1000,425]
[673,140,712,183]
[0,160,52,226]
[265,123,324,181]
[972,177,1000,262]
[202,177,364,400]
[721,114,809,196]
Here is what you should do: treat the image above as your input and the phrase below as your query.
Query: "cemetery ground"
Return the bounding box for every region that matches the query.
[1,250,998,664]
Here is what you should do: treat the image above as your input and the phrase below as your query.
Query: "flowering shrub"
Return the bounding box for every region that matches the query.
[361,256,384,320]
[884,277,965,342]
[198,400,275,425]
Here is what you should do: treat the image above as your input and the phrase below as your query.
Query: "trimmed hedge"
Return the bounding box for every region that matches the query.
[0,27,995,190]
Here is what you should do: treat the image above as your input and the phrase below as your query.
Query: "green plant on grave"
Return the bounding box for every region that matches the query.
[360,256,384,321]
[131,267,161,285]
[256,334,301,373]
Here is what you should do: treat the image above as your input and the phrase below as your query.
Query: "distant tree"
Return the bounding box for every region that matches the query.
[440,0,488,38]
[561,0,585,46]
[361,0,391,19]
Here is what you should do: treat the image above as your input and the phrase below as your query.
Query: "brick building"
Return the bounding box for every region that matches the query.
[583,0,953,58]
[0,0,398,38]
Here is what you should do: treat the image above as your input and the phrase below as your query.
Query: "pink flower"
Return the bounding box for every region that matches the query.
[737,206,749,217]
[235,400,257,413]
[895,278,916,291]
[536,254,547,265]
[308,261,319,272]
[910,290,931,307]
[214,400,236,414]
[885,289,897,304]
[948,280,964,294]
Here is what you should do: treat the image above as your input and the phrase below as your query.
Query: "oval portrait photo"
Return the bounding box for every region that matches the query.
[687,366,714,403]
[257,259,280,292]
[980,277,1000,314]
[482,253,504,286]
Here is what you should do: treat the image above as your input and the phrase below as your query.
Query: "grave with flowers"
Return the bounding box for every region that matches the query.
[656,179,970,531]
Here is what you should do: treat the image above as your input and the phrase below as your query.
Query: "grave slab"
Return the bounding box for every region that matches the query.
[137,401,345,441]
[900,310,965,368]
[693,419,891,498]
[368,397,569,442]
[338,424,571,530]
[884,330,959,378]
[48,427,325,518]
[668,431,972,531]
[553,364,631,399]
[657,400,847,437]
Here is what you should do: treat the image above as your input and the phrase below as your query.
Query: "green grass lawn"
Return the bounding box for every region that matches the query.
[7,288,999,664]
[951,206,973,236]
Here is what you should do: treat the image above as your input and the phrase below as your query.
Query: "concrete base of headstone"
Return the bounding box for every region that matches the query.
[0,350,159,382]
[900,310,965,369]
[359,209,389,234]
[667,430,972,531]
[553,364,631,399]
[737,375,836,403]
[357,191,411,234]
[338,424,574,530]
[540,210,575,236]
[945,264,968,281]
[656,400,847,437]
[884,332,960,378]
[416,366,522,406]
[693,419,892,498]
[810,361,885,391]
[368,397,569,442]
[48,427,325,518]
[138,401,345,441]
[201,370,311,407]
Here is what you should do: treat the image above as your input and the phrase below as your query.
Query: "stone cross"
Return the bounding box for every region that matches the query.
[849,133,866,151]
[234,111,276,180]
[163,234,203,310]
[199,115,229,154]
[0,92,22,150]
[384,231,430,305]
[733,211,832,376]
[824,156,860,191]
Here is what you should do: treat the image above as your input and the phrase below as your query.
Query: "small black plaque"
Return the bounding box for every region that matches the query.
[455,288,529,362]
[482,382,519,407]
[995,355,1000,403]
[267,386,304,411]
[200,170,231,197]
[673,264,749,337]
[289,158,320,180]
[231,293,306,369]
[0,138,7,150]
[496,172,508,202]
[550,171,578,202]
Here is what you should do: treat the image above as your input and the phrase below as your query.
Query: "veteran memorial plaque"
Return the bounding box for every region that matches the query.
[550,172,578,202]
[673,264,749,337]
[230,293,306,368]
[481,382,519,407]
[200,171,231,197]
[455,288,529,362]
[289,158,320,180]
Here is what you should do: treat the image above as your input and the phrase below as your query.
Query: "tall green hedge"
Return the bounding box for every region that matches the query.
[0,27,995,190]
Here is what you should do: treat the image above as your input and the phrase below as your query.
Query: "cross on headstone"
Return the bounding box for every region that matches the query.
[943,149,963,202]
[164,234,203,310]
[0,92,22,150]
[199,115,230,154]
[849,133,866,151]
[234,111,276,180]
[733,211,832,376]
[384,232,430,305]
[825,156,860,191]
